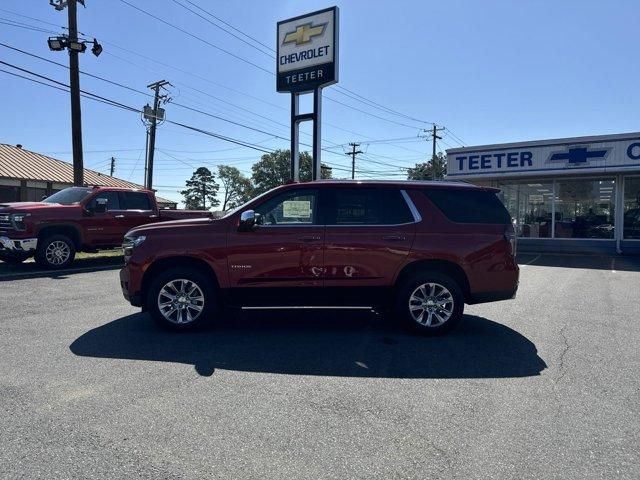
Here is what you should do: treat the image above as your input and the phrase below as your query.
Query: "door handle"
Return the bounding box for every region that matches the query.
[149,214,157,218]
[114,215,125,219]
[299,235,322,242]
[382,235,406,241]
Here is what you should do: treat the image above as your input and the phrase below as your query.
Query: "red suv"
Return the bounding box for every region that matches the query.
[119,181,519,334]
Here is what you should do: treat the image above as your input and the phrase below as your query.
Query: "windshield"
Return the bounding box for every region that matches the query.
[43,187,93,205]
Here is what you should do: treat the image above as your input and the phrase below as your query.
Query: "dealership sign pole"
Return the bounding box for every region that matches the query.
[277,7,339,181]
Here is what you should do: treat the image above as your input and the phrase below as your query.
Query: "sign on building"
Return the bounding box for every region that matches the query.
[447,133,640,179]
[277,6,339,93]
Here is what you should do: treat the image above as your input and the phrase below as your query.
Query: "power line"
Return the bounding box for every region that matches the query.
[0,19,58,35]
[0,8,63,28]
[118,0,273,75]
[0,62,277,155]
[109,4,443,139]
[445,129,467,147]
[333,86,435,126]
[168,0,274,57]
[157,3,437,131]
[3,11,455,152]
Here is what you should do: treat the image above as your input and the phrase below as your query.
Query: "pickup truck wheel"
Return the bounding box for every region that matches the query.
[35,234,76,269]
[147,268,217,331]
[395,272,464,335]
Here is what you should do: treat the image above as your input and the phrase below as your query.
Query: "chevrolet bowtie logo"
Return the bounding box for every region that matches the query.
[548,146,610,164]
[283,22,326,46]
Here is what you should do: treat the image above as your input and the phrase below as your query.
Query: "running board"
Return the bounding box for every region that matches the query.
[240,306,373,311]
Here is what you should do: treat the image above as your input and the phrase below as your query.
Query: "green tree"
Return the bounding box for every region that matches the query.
[217,165,253,211]
[180,167,220,210]
[251,149,332,195]
[407,152,448,180]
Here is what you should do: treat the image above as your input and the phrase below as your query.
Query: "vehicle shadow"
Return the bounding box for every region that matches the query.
[70,312,547,378]
[0,255,122,281]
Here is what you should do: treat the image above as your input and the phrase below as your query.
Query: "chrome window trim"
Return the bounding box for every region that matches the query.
[401,189,422,223]
[249,188,422,228]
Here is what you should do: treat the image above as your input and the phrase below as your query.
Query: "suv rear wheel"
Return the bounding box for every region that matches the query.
[395,272,464,334]
[35,234,76,269]
[147,267,218,331]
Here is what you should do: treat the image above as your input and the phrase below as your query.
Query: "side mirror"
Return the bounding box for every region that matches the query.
[94,198,108,214]
[238,210,257,231]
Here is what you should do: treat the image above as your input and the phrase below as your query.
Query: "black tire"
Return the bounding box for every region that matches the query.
[0,253,29,264]
[395,272,464,335]
[147,267,218,331]
[35,234,76,269]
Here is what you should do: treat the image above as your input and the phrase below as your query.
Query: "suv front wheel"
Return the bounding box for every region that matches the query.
[147,267,218,331]
[395,272,464,335]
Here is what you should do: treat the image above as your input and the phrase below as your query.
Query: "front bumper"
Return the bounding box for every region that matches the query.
[120,266,142,307]
[0,236,38,253]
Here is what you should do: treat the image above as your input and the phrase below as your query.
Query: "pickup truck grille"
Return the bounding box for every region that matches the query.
[0,214,12,231]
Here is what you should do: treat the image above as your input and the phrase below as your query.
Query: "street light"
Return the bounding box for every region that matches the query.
[47,36,67,51]
[67,40,87,53]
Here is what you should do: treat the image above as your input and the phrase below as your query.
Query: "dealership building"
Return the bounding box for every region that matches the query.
[446,132,640,254]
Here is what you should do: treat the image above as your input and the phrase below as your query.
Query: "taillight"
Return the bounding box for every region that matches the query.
[504,225,516,256]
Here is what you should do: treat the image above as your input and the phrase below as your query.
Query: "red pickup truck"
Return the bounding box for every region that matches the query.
[120,180,519,335]
[0,186,211,269]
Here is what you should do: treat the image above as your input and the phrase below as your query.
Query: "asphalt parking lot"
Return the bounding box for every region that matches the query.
[1,254,639,479]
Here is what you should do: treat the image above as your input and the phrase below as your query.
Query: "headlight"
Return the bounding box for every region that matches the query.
[122,235,146,258]
[11,213,30,231]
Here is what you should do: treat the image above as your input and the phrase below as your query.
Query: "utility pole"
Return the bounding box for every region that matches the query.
[345,142,363,180]
[67,0,83,186]
[109,156,115,176]
[424,125,445,180]
[144,80,171,189]
[47,1,103,187]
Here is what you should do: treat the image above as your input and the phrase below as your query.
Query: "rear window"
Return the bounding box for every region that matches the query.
[122,192,152,210]
[326,188,414,225]
[423,188,511,224]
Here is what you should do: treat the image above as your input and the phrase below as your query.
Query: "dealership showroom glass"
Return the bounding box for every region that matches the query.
[446,132,640,254]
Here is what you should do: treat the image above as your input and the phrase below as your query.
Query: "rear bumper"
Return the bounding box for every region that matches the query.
[0,236,38,253]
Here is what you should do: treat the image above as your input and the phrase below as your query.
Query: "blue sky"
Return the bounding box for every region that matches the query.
[1,0,639,205]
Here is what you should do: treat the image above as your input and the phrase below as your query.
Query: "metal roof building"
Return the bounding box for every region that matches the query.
[0,144,177,208]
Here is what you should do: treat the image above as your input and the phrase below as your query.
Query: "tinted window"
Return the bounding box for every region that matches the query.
[89,191,120,211]
[255,190,317,225]
[123,192,152,211]
[326,188,414,225]
[424,188,511,224]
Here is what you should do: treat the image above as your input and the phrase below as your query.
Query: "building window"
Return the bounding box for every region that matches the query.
[624,176,640,240]
[554,179,615,239]
[26,187,48,202]
[0,185,20,203]
[498,182,553,238]
[498,178,616,239]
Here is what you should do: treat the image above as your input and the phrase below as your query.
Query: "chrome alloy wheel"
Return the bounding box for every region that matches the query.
[408,282,455,327]
[157,279,205,325]
[45,240,71,266]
